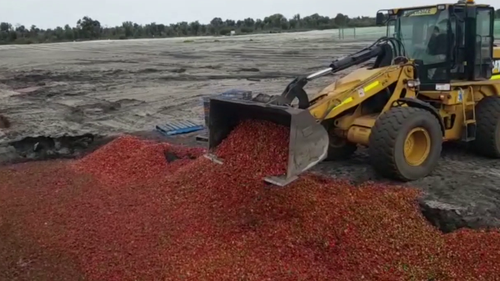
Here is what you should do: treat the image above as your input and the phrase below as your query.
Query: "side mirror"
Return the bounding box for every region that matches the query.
[376,12,385,26]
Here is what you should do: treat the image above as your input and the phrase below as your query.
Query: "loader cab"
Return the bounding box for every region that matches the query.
[378,2,496,90]
[448,3,495,81]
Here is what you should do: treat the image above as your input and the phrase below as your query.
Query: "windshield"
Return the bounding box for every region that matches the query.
[394,7,450,64]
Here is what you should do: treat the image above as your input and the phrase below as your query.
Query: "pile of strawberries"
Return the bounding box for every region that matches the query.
[1,120,500,280]
[73,136,205,186]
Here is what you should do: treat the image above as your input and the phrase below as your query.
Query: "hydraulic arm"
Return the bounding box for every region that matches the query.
[272,37,404,109]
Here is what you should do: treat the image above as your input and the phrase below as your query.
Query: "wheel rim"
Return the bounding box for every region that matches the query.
[403,127,431,166]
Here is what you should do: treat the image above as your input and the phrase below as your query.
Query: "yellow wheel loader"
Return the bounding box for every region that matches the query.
[207,0,500,186]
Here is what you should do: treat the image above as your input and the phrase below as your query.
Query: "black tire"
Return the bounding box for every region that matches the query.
[472,96,500,158]
[369,107,442,181]
[322,122,357,161]
[325,139,357,161]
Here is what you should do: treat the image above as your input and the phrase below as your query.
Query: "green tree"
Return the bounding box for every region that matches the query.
[76,16,101,39]
[190,21,201,36]
[0,22,11,33]
[64,24,74,40]
[0,12,384,45]
[122,21,134,38]
[334,13,349,27]
[15,25,26,37]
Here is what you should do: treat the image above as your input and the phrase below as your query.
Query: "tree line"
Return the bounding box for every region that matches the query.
[0,13,375,44]
[1,9,499,45]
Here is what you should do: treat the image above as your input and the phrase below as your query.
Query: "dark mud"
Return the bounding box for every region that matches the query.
[0,134,108,165]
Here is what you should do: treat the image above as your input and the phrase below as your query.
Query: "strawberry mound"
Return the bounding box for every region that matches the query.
[0,120,499,280]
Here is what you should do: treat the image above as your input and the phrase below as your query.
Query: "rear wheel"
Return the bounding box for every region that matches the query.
[369,107,442,181]
[471,96,500,158]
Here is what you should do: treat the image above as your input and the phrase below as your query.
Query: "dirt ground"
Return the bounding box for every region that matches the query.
[0,30,500,232]
[0,31,369,142]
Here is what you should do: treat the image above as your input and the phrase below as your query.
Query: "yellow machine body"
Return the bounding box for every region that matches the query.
[308,48,500,146]
[207,1,500,185]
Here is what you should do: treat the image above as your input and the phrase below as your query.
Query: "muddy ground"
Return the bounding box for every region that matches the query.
[0,30,499,232]
[0,31,369,141]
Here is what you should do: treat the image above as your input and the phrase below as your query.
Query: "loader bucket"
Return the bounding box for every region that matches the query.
[206,97,329,186]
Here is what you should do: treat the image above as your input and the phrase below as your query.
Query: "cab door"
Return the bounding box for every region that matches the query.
[467,6,495,80]
[450,5,466,80]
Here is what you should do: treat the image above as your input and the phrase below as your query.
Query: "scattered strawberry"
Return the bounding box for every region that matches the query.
[0,122,499,281]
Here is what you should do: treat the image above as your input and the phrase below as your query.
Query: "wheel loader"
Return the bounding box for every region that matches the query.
[206,0,500,186]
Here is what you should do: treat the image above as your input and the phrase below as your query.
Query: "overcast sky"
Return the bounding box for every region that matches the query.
[1,0,498,29]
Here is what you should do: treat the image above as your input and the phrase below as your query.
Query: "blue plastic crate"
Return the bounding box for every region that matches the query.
[155,120,204,136]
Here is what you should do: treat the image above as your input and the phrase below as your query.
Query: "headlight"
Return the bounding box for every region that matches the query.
[406,79,421,88]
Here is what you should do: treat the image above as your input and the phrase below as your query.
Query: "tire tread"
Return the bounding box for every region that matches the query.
[369,107,441,180]
[472,96,500,158]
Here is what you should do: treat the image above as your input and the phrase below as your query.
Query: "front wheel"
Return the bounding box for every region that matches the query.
[368,107,442,181]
